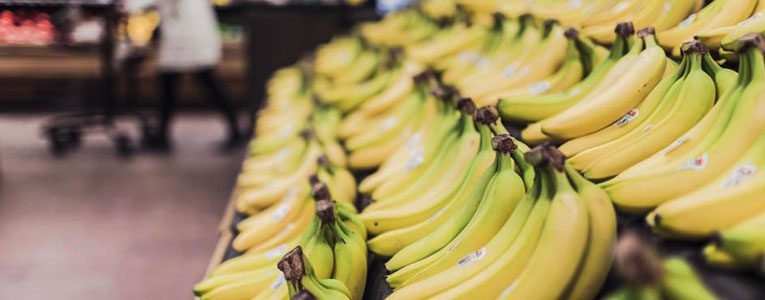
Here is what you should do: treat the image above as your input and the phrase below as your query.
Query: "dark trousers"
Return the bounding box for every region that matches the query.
[158,68,240,141]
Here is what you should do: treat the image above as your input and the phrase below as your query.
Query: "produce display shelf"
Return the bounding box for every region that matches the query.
[204,124,765,300]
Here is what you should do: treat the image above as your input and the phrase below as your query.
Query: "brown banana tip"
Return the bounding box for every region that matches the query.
[430,86,452,98]
[519,13,533,20]
[564,28,579,39]
[278,246,305,283]
[299,128,316,140]
[735,33,765,53]
[542,142,566,172]
[492,12,506,22]
[456,98,477,115]
[652,213,662,226]
[525,141,566,170]
[316,199,336,224]
[491,134,517,153]
[710,231,723,247]
[681,39,708,55]
[615,230,664,286]
[317,155,330,167]
[615,22,635,37]
[311,182,331,201]
[292,290,317,300]
[636,27,655,38]
[543,19,560,27]
[308,174,320,185]
[413,70,433,83]
[475,106,500,124]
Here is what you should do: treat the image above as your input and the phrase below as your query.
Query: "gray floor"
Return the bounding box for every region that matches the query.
[0,113,244,299]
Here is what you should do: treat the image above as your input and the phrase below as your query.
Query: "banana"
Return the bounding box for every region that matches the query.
[541,28,666,140]
[474,27,585,107]
[210,244,291,277]
[360,121,495,235]
[365,109,482,256]
[658,0,757,53]
[647,131,765,238]
[560,50,689,158]
[530,0,610,27]
[582,0,666,44]
[235,181,309,233]
[330,216,368,300]
[358,105,459,198]
[194,269,278,297]
[346,90,431,170]
[606,34,765,213]
[562,165,617,300]
[501,24,631,123]
[198,271,279,300]
[380,126,498,272]
[714,211,765,265]
[420,0,459,18]
[611,51,739,181]
[466,24,570,104]
[244,201,316,254]
[703,243,749,270]
[386,135,527,288]
[332,50,380,85]
[661,258,719,300]
[406,23,486,65]
[315,37,363,79]
[578,42,716,180]
[365,102,460,200]
[426,170,551,300]
[251,276,288,300]
[236,142,321,213]
[385,173,541,299]
[719,8,765,51]
[497,161,589,300]
[279,246,350,300]
[580,0,643,28]
[653,0,704,31]
[339,63,419,127]
[452,16,543,91]
[315,69,393,113]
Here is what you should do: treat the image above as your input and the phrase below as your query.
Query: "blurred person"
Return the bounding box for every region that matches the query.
[127,0,241,150]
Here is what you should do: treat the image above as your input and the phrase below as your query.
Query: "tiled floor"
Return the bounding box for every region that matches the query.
[0,113,244,299]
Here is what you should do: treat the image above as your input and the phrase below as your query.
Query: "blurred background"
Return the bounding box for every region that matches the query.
[0,0,384,299]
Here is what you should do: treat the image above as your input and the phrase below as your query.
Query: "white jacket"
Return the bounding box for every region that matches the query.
[128,0,222,71]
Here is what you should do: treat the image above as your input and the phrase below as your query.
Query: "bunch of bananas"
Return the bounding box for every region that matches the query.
[383,135,616,299]
[519,24,668,144]
[195,184,367,300]
[359,10,441,48]
[603,35,765,224]
[605,232,718,300]
[236,66,354,215]
[559,40,723,180]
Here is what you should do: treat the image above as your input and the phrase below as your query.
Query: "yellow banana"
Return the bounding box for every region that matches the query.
[541,29,666,140]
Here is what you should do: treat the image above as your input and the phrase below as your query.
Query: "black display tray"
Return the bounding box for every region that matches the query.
[219,126,765,300]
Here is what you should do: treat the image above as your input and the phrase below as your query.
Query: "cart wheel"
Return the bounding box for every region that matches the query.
[49,137,67,157]
[66,129,82,149]
[115,134,133,157]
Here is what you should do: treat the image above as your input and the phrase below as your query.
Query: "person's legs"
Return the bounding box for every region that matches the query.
[193,68,241,143]
[151,71,180,147]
